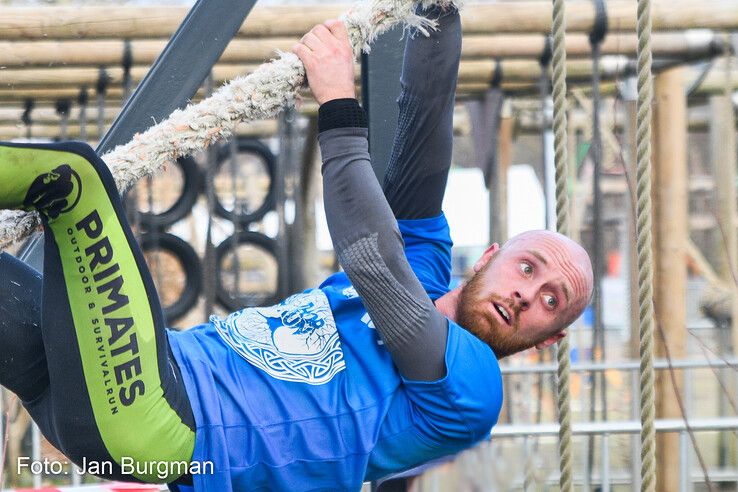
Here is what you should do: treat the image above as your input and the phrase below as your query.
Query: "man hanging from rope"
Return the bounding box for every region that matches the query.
[0,6,593,491]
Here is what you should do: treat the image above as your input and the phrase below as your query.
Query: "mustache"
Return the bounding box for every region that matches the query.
[488,294,522,330]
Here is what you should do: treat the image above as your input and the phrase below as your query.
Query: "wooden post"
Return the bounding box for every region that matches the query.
[651,66,688,492]
[710,77,738,350]
[497,100,513,243]
[297,116,320,290]
[709,57,738,468]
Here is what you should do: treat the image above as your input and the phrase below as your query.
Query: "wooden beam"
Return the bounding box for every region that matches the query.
[0,58,634,88]
[6,61,737,93]
[0,32,724,68]
[0,120,278,140]
[0,2,736,41]
[651,66,688,492]
[0,106,120,125]
[0,38,296,68]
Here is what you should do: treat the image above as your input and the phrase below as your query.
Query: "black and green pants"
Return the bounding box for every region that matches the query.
[0,141,195,484]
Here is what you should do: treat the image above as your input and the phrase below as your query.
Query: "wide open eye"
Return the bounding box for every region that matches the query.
[519,262,533,276]
[543,294,557,309]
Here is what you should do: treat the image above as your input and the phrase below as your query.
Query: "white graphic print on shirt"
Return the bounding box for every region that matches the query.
[211,290,345,385]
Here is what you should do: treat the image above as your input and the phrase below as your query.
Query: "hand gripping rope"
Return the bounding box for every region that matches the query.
[0,0,458,250]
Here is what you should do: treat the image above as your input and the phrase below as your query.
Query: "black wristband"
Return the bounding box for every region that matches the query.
[318,98,368,133]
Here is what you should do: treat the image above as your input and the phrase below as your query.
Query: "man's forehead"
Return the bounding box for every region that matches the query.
[505,231,584,261]
[503,230,593,298]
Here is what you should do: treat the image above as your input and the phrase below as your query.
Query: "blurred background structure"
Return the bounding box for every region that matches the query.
[1,0,738,490]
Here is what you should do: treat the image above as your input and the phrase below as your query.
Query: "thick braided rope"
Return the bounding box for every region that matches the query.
[635,0,656,489]
[550,0,573,490]
[0,0,453,250]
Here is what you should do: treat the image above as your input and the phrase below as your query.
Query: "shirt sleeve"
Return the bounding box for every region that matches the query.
[401,320,503,445]
[398,214,453,300]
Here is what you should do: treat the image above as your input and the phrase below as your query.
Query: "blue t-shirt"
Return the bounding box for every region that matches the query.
[167,214,503,491]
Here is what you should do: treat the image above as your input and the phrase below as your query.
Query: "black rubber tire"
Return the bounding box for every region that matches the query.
[139,232,203,325]
[212,138,276,225]
[137,155,201,229]
[214,231,279,311]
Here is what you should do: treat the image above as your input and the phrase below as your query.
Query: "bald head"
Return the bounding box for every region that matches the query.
[502,230,594,317]
[456,229,594,358]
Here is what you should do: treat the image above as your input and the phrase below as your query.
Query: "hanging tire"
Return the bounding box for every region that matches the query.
[139,232,202,325]
[215,231,279,311]
[212,139,276,226]
[137,155,201,229]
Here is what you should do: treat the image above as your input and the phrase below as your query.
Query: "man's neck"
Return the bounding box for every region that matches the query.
[435,285,463,322]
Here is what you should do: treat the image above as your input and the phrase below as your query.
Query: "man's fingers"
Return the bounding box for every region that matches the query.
[311,23,334,45]
[300,32,323,52]
[291,42,313,66]
[324,19,349,44]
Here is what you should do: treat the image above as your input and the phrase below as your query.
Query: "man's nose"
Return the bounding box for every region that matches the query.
[512,291,530,311]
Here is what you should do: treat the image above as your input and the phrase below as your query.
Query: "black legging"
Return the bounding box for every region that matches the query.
[0,141,194,484]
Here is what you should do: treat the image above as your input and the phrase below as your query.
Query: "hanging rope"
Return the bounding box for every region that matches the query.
[550,0,572,489]
[0,0,456,250]
[552,0,572,492]
[635,0,657,488]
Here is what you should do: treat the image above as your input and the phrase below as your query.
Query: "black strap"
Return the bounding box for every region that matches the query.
[491,58,503,89]
[22,99,34,140]
[539,36,553,68]
[96,67,110,96]
[78,87,89,141]
[122,40,133,101]
[21,99,33,127]
[96,68,110,137]
[589,0,608,47]
[55,99,71,140]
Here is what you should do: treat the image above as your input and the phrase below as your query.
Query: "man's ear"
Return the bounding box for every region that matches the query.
[473,243,500,273]
[535,330,566,350]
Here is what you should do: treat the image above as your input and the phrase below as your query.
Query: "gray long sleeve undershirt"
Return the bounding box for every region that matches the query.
[319,127,448,381]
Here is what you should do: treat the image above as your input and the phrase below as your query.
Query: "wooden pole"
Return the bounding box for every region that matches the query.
[497,101,513,243]
[710,73,738,350]
[1,76,736,103]
[0,106,119,125]
[0,32,724,68]
[0,59,633,88]
[1,2,737,40]
[710,58,738,470]
[0,119,278,140]
[0,38,296,68]
[651,66,688,492]
[5,63,737,93]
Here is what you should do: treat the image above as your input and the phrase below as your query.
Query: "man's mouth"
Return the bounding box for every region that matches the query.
[493,303,512,325]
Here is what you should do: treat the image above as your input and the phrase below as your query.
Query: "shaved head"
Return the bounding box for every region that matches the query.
[456,230,593,358]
